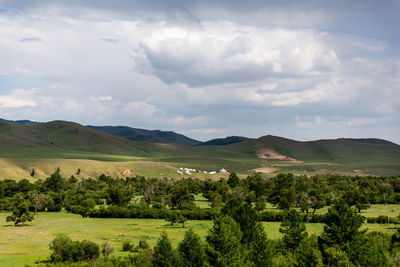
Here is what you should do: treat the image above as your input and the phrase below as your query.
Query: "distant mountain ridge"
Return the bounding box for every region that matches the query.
[197,136,250,146]
[87,126,201,146]
[0,118,40,125]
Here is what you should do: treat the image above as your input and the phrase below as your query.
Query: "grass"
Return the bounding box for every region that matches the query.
[0,211,398,266]
[262,203,400,218]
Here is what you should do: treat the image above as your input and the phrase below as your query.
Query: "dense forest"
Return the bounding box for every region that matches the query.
[1,171,400,266]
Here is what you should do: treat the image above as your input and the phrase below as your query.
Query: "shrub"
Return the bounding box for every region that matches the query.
[122,240,134,252]
[101,242,114,259]
[49,235,100,262]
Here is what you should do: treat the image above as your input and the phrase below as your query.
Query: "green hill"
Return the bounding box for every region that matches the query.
[199,135,400,175]
[0,120,399,178]
[87,125,201,146]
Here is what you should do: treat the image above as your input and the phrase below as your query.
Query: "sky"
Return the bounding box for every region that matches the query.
[0,1,399,143]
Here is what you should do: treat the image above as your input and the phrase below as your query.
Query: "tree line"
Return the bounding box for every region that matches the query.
[1,170,400,225]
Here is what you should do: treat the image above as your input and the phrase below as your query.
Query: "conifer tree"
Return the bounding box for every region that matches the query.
[206,215,246,266]
[178,228,206,267]
[280,209,308,253]
[152,231,177,267]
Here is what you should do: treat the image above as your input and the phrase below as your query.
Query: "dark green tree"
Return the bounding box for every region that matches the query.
[227,172,240,188]
[18,179,33,194]
[255,196,267,211]
[169,183,195,210]
[318,199,365,250]
[344,185,370,213]
[178,214,187,228]
[6,193,35,226]
[178,228,206,267]
[270,173,296,210]
[206,215,246,266]
[295,238,319,267]
[44,169,65,192]
[318,198,386,266]
[221,200,259,246]
[106,185,132,206]
[249,223,272,267]
[166,212,178,226]
[280,209,308,253]
[152,231,177,267]
[390,227,400,251]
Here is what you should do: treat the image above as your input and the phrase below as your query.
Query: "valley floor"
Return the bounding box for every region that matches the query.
[0,210,398,266]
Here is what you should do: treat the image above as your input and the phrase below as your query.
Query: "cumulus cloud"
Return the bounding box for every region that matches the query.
[135,23,340,87]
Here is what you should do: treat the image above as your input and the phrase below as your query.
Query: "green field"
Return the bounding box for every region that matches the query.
[260,203,400,218]
[0,211,398,267]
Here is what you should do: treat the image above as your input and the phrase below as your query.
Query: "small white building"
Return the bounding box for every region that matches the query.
[219,168,228,173]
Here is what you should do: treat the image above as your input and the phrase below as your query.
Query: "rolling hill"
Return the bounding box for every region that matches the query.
[0,120,399,178]
[87,125,201,146]
[0,118,201,146]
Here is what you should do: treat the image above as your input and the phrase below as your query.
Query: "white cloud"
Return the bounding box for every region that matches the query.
[135,23,340,87]
[0,89,38,108]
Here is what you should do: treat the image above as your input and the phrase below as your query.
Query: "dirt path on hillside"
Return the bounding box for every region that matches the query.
[256,148,303,163]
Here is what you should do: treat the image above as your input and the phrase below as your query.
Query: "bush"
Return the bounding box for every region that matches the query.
[366,216,400,224]
[138,240,150,250]
[49,235,100,262]
[122,240,134,252]
[101,242,114,259]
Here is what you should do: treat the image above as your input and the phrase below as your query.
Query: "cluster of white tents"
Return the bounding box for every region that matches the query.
[177,167,228,175]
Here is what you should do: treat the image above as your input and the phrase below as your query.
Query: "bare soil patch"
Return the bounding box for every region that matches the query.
[118,168,135,177]
[256,148,303,163]
[253,167,279,173]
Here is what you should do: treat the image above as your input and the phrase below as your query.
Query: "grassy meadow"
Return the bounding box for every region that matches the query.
[1,204,400,266]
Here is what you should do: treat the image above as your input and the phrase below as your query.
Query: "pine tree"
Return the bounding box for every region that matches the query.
[206,215,246,266]
[178,228,206,267]
[280,209,308,253]
[249,223,272,267]
[295,239,319,267]
[317,198,386,266]
[152,231,177,267]
[221,200,259,246]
